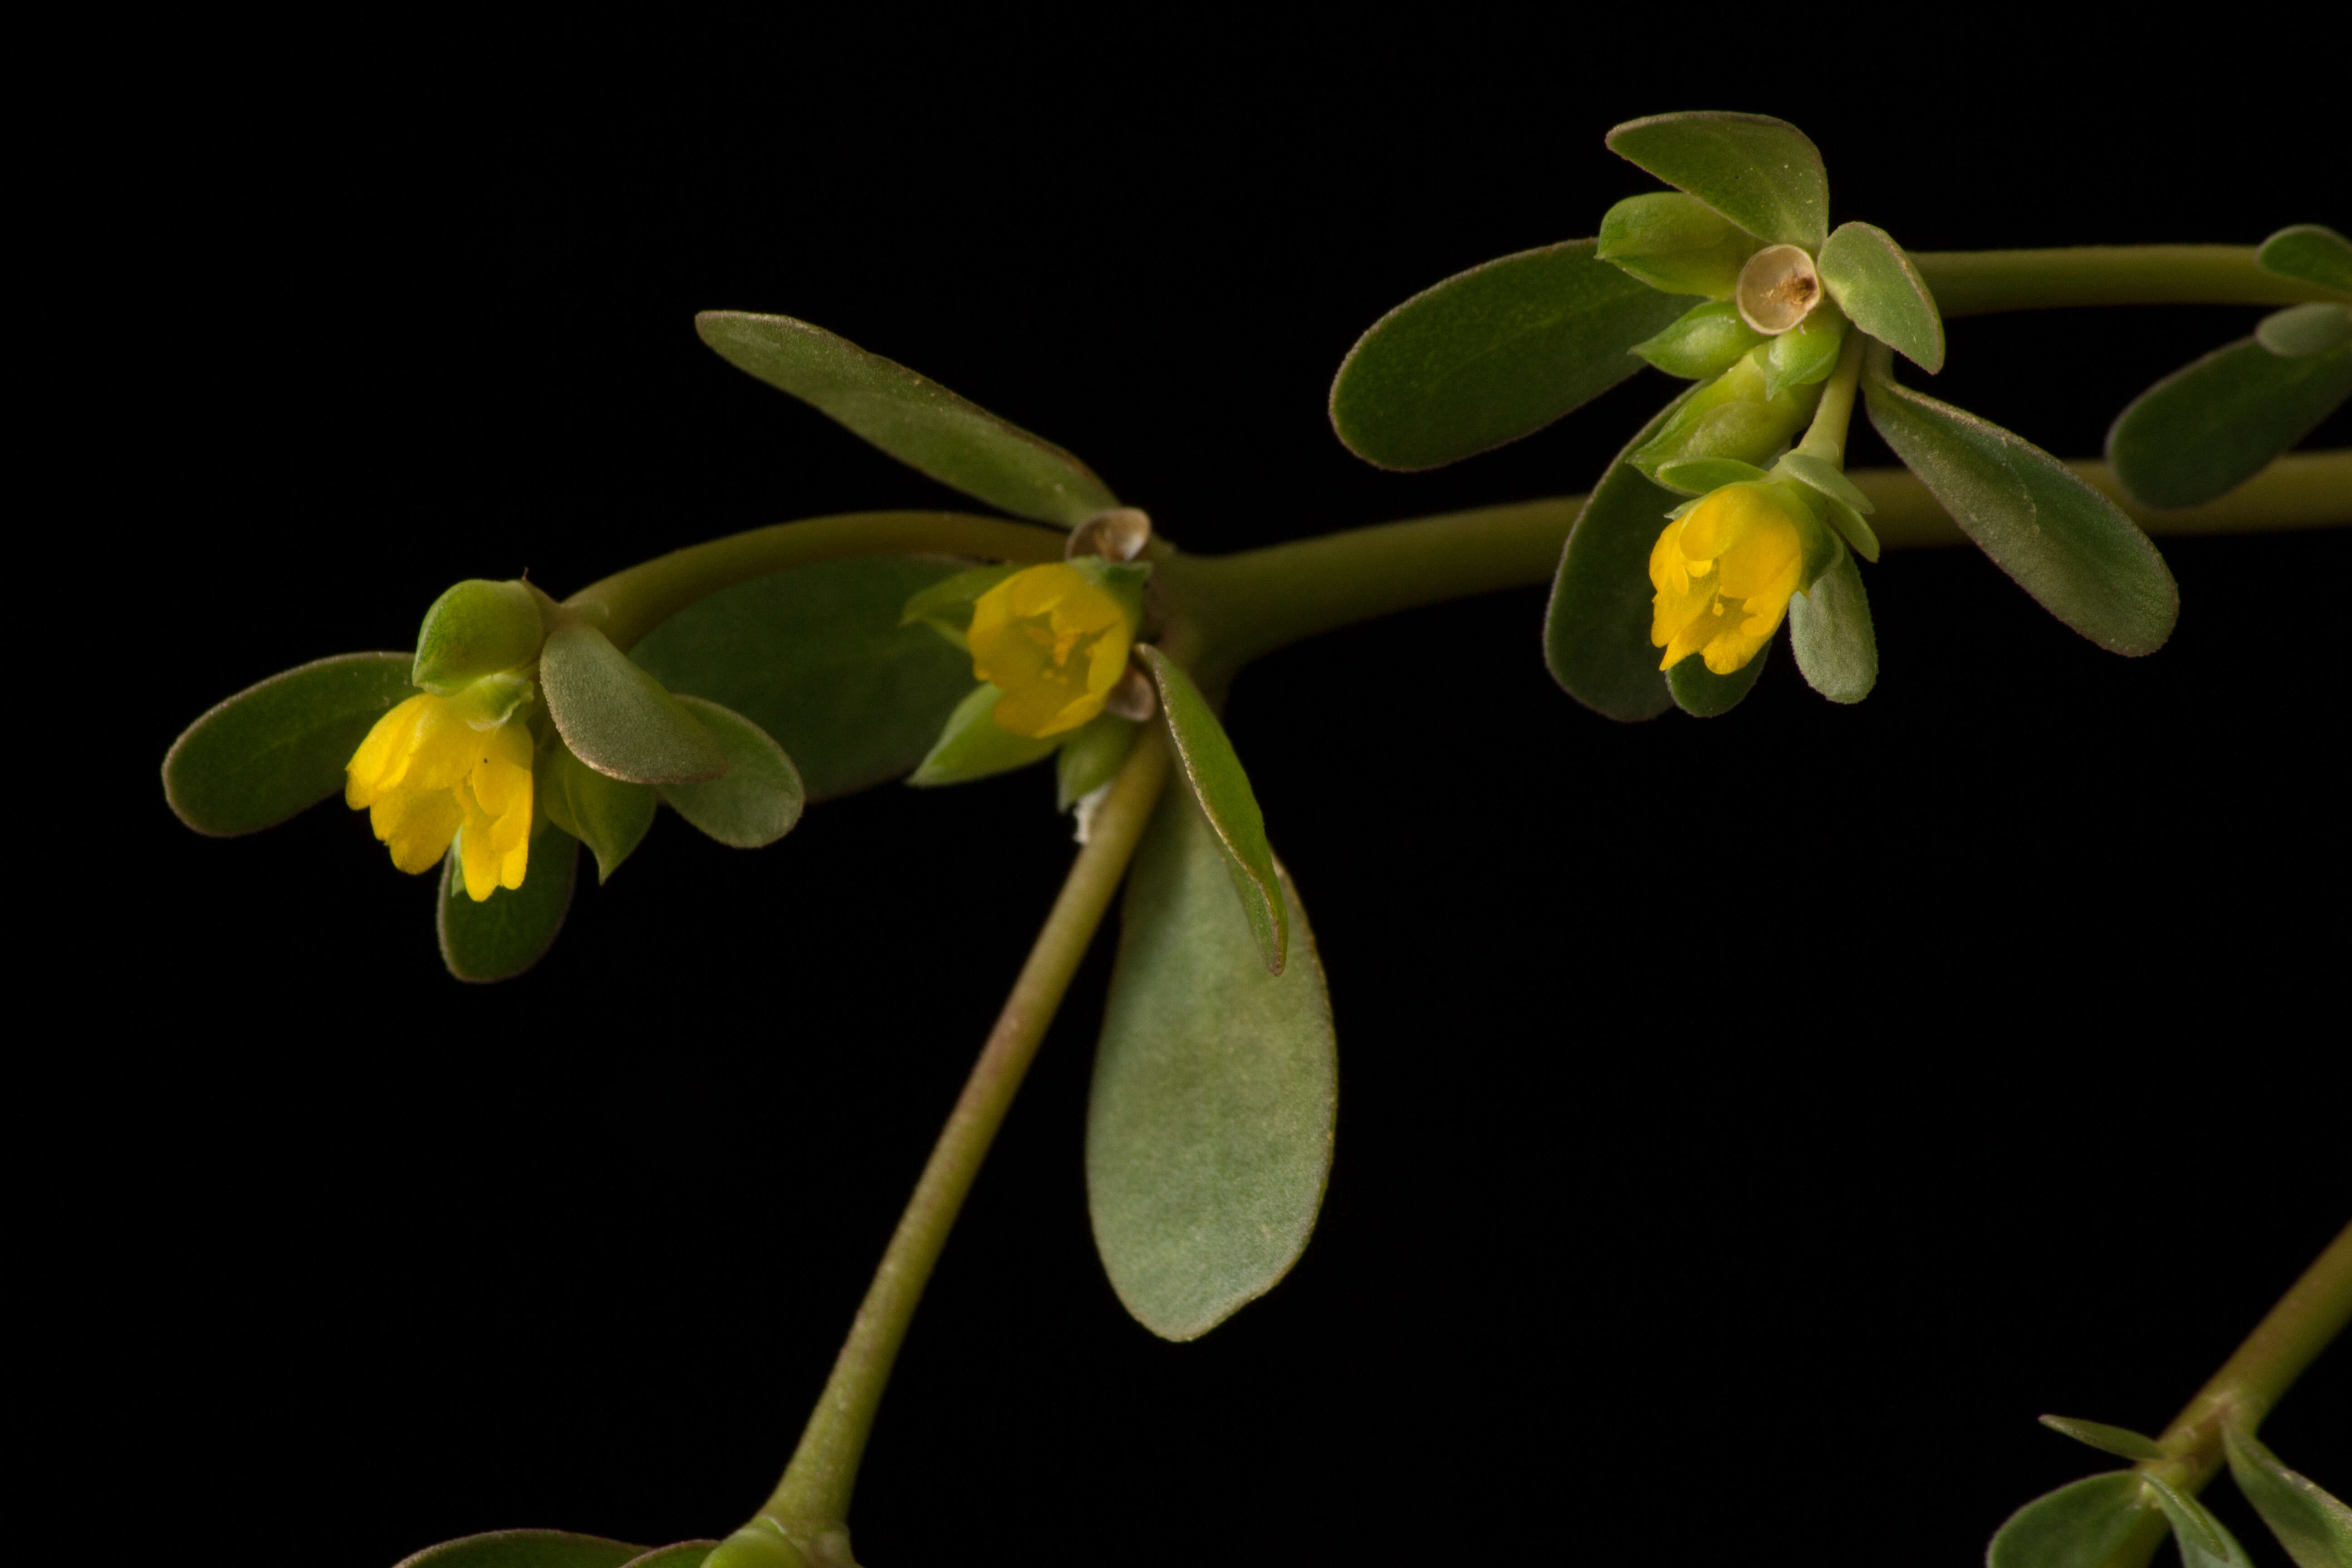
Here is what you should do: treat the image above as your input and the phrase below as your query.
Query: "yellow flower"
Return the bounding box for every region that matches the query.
[967,562,1137,738]
[345,684,535,901]
[1650,482,1806,675]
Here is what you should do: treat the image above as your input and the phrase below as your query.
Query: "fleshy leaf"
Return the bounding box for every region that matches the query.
[1864,352,2178,655]
[1667,632,1773,717]
[657,697,805,849]
[1788,546,1876,704]
[1632,299,1767,379]
[438,829,579,984]
[1818,222,1946,372]
[907,682,1059,786]
[694,311,1117,525]
[393,1531,648,1568]
[632,557,980,801]
[2257,225,2352,294]
[1595,191,1761,298]
[1328,238,1688,470]
[2256,303,2352,359]
[618,1546,719,1568]
[536,743,657,882]
[1655,456,1770,495]
[2146,1475,2257,1568]
[163,652,416,836]
[1605,111,1828,251]
[1762,306,1848,399]
[541,621,729,785]
[2224,1427,2352,1568]
[1057,714,1140,811]
[1987,1472,2161,1568]
[1138,647,1286,975]
[2038,1415,2165,1463]
[1545,387,1701,721]
[897,563,1025,647]
[2105,336,2352,509]
[1089,784,1335,1342]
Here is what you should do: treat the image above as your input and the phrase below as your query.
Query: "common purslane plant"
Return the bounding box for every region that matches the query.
[161,112,2351,1568]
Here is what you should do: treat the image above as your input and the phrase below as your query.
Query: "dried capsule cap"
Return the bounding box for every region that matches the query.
[1736,245,1824,335]
[1067,506,1152,562]
[1102,661,1158,722]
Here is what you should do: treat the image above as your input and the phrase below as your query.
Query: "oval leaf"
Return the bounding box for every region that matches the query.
[1864,354,2178,655]
[541,622,728,786]
[657,697,805,849]
[392,1529,646,1568]
[2224,1427,2352,1568]
[163,652,416,836]
[906,681,1060,786]
[1138,647,1285,975]
[1987,1472,2160,1568]
[2257,225,2352,294]
[1089,784,1336,1342]
[2257,303,2352,358]
[536,744,657,883]
[1605,111,1829,252]
[1328,239,1688,470]
[695,311,1117,526]
[2107,337,2352,509]
[618,1546,719,1568]
[1818,222,1946,373]
[1668,631,1773,717]
[2038,1414,2166,1463]
[1788,547,1876,704]
[2146,1475,2258,1568]
[438,829,579,984]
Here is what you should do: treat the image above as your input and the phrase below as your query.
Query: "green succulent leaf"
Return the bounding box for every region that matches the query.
[2038,1415,2166,1463]
[163,652,416,836]
[1604,111,1828,252]
[1089,783,1335,1342]
[2105,336,2352,509]
[657,698,805,849]
[1057,714,1141,811]
[694,311,1117,526]
[618,1546,719,1568]
[437,829,579,984]
[1139,647,1286,975]
[1544,386,1700,722]
[907,682,1059,786]
[1817,222,1946,372]
[1988,1473,2161,1568]
[1775,450,1876,514]
[1788,544,1876,704]
[413,579,549,694]
[2146,1475,2258,1568]
[1667,632,1773,717]
[392,1531,649,1568]
[2257,303,2352,359]
[535,743,657,882]
[1632,299,1768,379]
[632,556,981,802]
[897,563,1026,647]
[1864,351,2178,655]
[2256,224,2352,294]
[1595,191,1762,297]
[1654,456,1772,495]
[2224,1427,2352,1568]
[1328,238,1688,470]
[541,622,728,785]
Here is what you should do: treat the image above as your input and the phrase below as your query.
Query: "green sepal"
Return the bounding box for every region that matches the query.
[632,555,980,802]
[1061,555,1152,632]
[618,1545,719,1568]
[1665,496,1704,521]
[906,682,1058,786]
[1788,538,1875,704]
[1666,631,1772,717]
[1138,647,1287,975]
[1653,456,1770,496]
[163,652,416,836]
[2223,1427,2352,1568]
[1986,1472,2161,1568]
[694,311,1117,526]
[2145,1475,2257,1568]
[1595,191,1761,298]
[2105,336,2352,509]
[1630,348,1824,483]
[1328,238,1689,470]
[1819,491,1881,562]
[657,697,805,849]
[1772,480,1840,591]
[437,828,579,984]
[898,563,1025,648]
[534,742,657,882]
[1544,385,1698,722]
[413,579,549,695]
[1775,449,1876,514]
[540,621,729,785]
[1866,348,2178,655]
[2256,224,2352,294]
[2257,303,2352,359]
[2038,1415,2166,1463]
[1762,304,1846,401]
[1605,111,1829,252]
[1057,713,1140,811]
[1817,221,1946,373]
[1632,299,1768,379]
[1088,782,1335,1342]
[391,1529,650,1568]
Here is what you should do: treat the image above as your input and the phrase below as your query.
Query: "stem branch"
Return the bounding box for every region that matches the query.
[1912,246,2346,318]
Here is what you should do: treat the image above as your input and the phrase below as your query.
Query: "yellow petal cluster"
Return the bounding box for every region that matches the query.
[1651,482,1805,676]
[967,563,1136,738]
[346,691,534,900]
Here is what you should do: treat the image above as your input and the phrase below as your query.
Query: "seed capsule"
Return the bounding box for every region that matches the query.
[1736,244,1824,335]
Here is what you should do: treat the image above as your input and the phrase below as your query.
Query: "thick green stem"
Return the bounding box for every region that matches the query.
[1913,246,2346,318]
[1796,328,1867,466]
[722,732,1172,1566]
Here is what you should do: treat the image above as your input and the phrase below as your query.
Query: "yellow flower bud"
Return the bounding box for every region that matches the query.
[345,680,536,900]
[1649,483,1807,676]
[966,562,1138,738]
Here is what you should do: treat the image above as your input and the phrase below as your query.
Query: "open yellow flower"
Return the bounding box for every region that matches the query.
[967,562,1137,738]
[345,683,535,901]
[1650,481,1807,675]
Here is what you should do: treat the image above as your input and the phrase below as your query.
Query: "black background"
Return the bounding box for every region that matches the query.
[60,13,2351,1567]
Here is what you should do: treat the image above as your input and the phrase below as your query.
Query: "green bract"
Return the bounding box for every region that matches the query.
[1762,300,1847,399]
[412,578,549,694]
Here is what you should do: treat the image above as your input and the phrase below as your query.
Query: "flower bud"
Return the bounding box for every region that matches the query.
[412,578,549,694]
[1735,244,1825,334]
[1631,299,1768,381]
[1630,346,1826,483]
[1596,191,1762,299]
